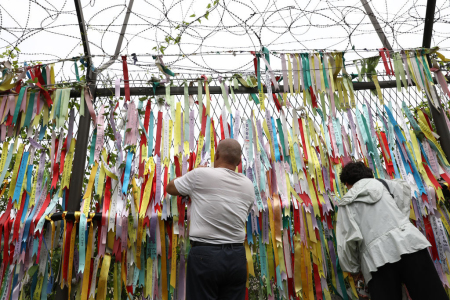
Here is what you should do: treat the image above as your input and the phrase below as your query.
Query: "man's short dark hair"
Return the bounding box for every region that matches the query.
[340,161,374,185]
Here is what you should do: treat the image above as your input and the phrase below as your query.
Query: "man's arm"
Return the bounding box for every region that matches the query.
[165,169,197,197]
[166,179,181,196]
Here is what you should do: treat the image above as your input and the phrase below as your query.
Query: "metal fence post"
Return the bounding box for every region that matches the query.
[54,1,96,300]
[422,0,450,159]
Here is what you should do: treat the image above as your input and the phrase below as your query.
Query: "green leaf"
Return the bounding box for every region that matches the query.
[190,14,196,17]
[207,3,211,8]
[205,11,210,19]
[28,265,38,277]
[126,128,131,132]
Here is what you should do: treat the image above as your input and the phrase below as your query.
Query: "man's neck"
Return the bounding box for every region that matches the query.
[214,163,236,171]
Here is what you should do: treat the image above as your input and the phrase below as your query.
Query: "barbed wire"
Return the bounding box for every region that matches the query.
[1,0,450,79]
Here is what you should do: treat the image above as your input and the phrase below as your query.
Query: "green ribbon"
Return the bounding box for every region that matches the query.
[12,86,27,125]
[23,92,35,128]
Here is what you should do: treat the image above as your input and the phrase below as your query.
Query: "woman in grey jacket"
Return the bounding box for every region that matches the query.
[336,162,448,300]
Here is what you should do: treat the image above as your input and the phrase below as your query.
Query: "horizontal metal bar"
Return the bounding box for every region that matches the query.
[44,211,188,223]
[68,76,448,98]
[44,212,103,223]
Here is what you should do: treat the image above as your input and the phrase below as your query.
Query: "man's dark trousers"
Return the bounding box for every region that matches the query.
[186,243,247,300]
[369,248,449,300]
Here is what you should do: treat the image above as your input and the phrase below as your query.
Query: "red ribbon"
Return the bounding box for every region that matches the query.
[154,111,163,156]
[163,167,169,198]
[36,232,43,262]
[139,101,152,178]
[293,205,300,234]
[424,164,441,190]
[310,86,317,108]
[174,156,181,178]
[379,48,394,76]
[189,152,195,172]
[2,217,11,267]
[12,192,26,242]
[59,137,68,175]
[219,115,225,140]
[28,66,53,107]
[113,238,122,262]
[34,193,51,229]
[178,196,185,227]
[378,132,394,176]
[298,119,308,161]
[51,162,59,189]
[200,104,208,136]
[272,93,281,111]
[63,221,74,281]
[313,263,323,300]
[122,56,131,102]
[423,216,440,260]
[103,177,112,226]
[440,172,450,187]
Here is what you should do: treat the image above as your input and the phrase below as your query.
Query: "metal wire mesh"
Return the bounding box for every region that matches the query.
[74,72,450,211]
[0,94,81,209]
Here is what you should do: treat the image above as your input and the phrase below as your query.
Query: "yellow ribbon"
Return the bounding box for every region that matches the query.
[0,73,16,92]
[96,150,107,198]
[244,240,254,276]
[0,141,9,175]
[210,121,215,166]
[140,158,155,218]
[170,232,178,288]
[62,138,76,190]
[67,212,80,296]
[96,254,111,300]
[371,74,383,105]
[82,162,99,215]
[8,143,24,200]
[175,102,181,152]
[293,234,303,296]
[195,134,204,168]
[81,214,94,300]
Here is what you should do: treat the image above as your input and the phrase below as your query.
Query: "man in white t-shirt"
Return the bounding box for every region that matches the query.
[166,138,255,300]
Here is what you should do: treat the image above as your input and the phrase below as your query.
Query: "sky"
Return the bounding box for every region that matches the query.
[1,0,450,83]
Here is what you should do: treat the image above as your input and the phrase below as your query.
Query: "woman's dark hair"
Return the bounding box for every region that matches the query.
[340,161,374,185]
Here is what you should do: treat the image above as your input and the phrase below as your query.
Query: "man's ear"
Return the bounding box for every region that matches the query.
[215,150,219,162]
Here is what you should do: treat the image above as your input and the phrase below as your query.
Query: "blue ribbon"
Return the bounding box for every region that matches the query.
[230,114,234,139]
[148,112,154,157]
[89,128,97,166]
[20,165,33,223]
[271,117,281,162]
[12,152,29,203]
[122,151,133,194]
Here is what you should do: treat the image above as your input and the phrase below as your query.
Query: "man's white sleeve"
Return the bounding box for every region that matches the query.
[174,170,197,196]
